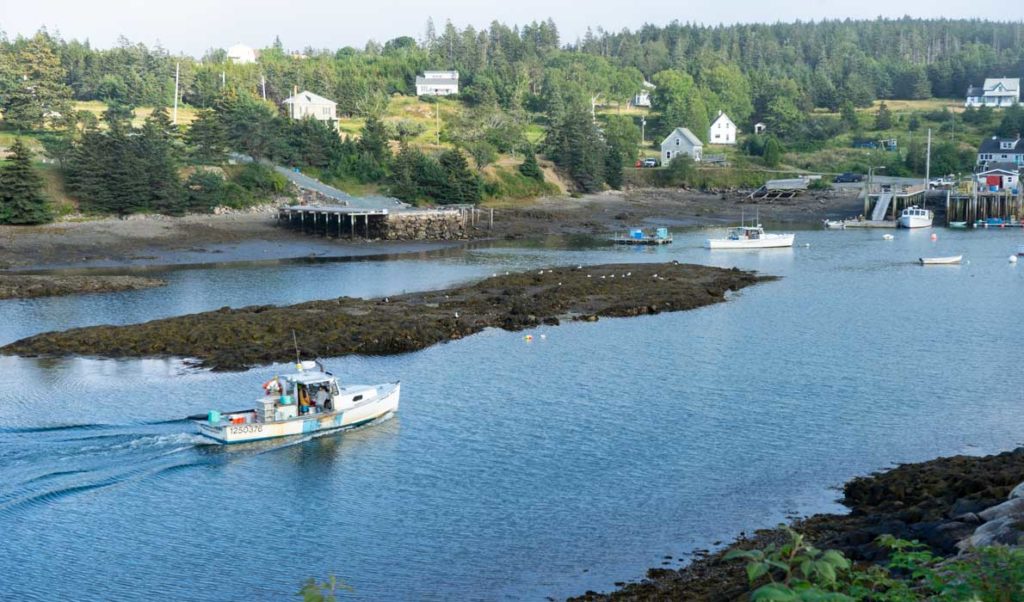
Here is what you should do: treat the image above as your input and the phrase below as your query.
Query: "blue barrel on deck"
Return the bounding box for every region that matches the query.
[279,395,294,405]
[207,410,221,424]
[656,227,669,239]
[630,229,644,240]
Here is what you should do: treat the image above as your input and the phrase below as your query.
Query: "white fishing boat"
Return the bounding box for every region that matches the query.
[704,225,795,249]
[898,206,933,229]
[822,219,847,230]
[195,360,400,444]
[919,255,962,265]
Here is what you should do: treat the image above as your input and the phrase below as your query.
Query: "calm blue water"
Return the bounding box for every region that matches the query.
[2,226,1024,600]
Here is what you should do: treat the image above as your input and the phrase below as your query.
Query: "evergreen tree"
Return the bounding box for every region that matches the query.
[186,109,229,164]
[874,102,893,131]
[391,143,424,202]
[519,151,543,181]
[0,33,73,130]
[0,138,52,224]
[140,109,185,214]
[762,136,783,167]
[840,101,859,131]
[438,149,481,204]
[604,144,624,190]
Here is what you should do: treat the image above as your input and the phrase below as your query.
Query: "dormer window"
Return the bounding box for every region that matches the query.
[1001,141,1015,150]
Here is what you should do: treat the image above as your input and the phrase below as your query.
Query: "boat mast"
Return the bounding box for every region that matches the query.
[924,128,931,210]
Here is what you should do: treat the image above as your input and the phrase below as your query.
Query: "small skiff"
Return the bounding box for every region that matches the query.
[919,255,962,265]
[948,221,967,229]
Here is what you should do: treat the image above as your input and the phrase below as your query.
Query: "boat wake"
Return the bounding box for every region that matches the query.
[0,421,212,517]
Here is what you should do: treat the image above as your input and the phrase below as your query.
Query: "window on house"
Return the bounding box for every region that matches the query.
[675,139,680,146]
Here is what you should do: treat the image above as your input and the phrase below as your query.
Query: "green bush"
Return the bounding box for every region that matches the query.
[727,529,1024,602]
[234,163,288,196]
[484,167,559,199]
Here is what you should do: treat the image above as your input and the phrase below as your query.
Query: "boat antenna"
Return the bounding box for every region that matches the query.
[292,330,301,367]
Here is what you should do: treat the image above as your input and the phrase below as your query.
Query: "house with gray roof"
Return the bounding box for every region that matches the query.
[416,71,459,96]
[661,127,703,164]
[965,78,1020,108]
[977,136,1024,168]
[282,91,337,125]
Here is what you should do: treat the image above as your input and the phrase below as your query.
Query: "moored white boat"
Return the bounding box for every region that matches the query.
[195,361,400,444]
[822,219,847,230]
[898,206,933,228]
[705,225,795,249]
[919,255,962,265]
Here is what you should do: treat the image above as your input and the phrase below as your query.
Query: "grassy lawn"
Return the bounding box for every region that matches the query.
[73,100,200,127]
[338,95,462,148]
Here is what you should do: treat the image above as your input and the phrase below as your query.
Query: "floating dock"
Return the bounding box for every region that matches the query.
[610,228,673,245]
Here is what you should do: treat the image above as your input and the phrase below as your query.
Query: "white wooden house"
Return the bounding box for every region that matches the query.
[282,90,337,125]
[977,136,1024,168]
[661,127,703,164]
[708,111,737,145]
[416,71,459,96]
[965,78,1020,108]
[227,44,258,65]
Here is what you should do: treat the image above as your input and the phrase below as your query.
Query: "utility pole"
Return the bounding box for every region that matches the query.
[925,128,932,190]
[261,75,267,100]
[172,62,180,125]
[435,101,440,146]
[221,71,226,88]
[640,116,646,145]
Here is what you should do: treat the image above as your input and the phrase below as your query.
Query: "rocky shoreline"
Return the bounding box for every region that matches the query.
[0,274,166,300]
[571,447,1024,601]
[0,262,771,371]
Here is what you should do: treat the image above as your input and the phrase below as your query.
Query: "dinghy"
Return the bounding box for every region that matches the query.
[919,255,962,265]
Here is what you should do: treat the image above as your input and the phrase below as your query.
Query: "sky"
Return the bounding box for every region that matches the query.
[0,0,1012,56]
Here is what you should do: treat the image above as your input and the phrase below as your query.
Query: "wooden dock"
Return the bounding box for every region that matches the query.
[276,204,492,240]
[277,205,391,239]
[944,189,1023,227]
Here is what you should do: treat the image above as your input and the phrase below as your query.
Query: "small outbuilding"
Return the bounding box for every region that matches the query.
[708,111,737,145]
[976,163,1020,192]
[753,122,767,135]
[661,128,703,164]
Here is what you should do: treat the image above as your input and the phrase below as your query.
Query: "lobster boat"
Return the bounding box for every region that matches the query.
[195,361,400,444]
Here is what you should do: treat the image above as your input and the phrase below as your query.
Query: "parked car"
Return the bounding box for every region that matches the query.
[834,172,864,183]
[642,158,659,168]
[929,177,955,189]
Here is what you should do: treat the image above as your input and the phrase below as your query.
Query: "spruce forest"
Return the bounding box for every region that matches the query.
[1,18,1024,220]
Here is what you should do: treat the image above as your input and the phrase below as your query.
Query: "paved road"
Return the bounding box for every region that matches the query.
[230,153,405,211]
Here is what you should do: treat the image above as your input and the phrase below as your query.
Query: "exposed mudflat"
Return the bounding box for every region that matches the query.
[0,274,166,299]
[0,262,771,371]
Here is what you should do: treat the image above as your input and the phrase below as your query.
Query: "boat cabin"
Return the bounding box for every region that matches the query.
[728,226,766,240]
[901,207,931,218]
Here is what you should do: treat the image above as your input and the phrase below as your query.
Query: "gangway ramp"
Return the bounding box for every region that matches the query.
[871,193,893,221]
